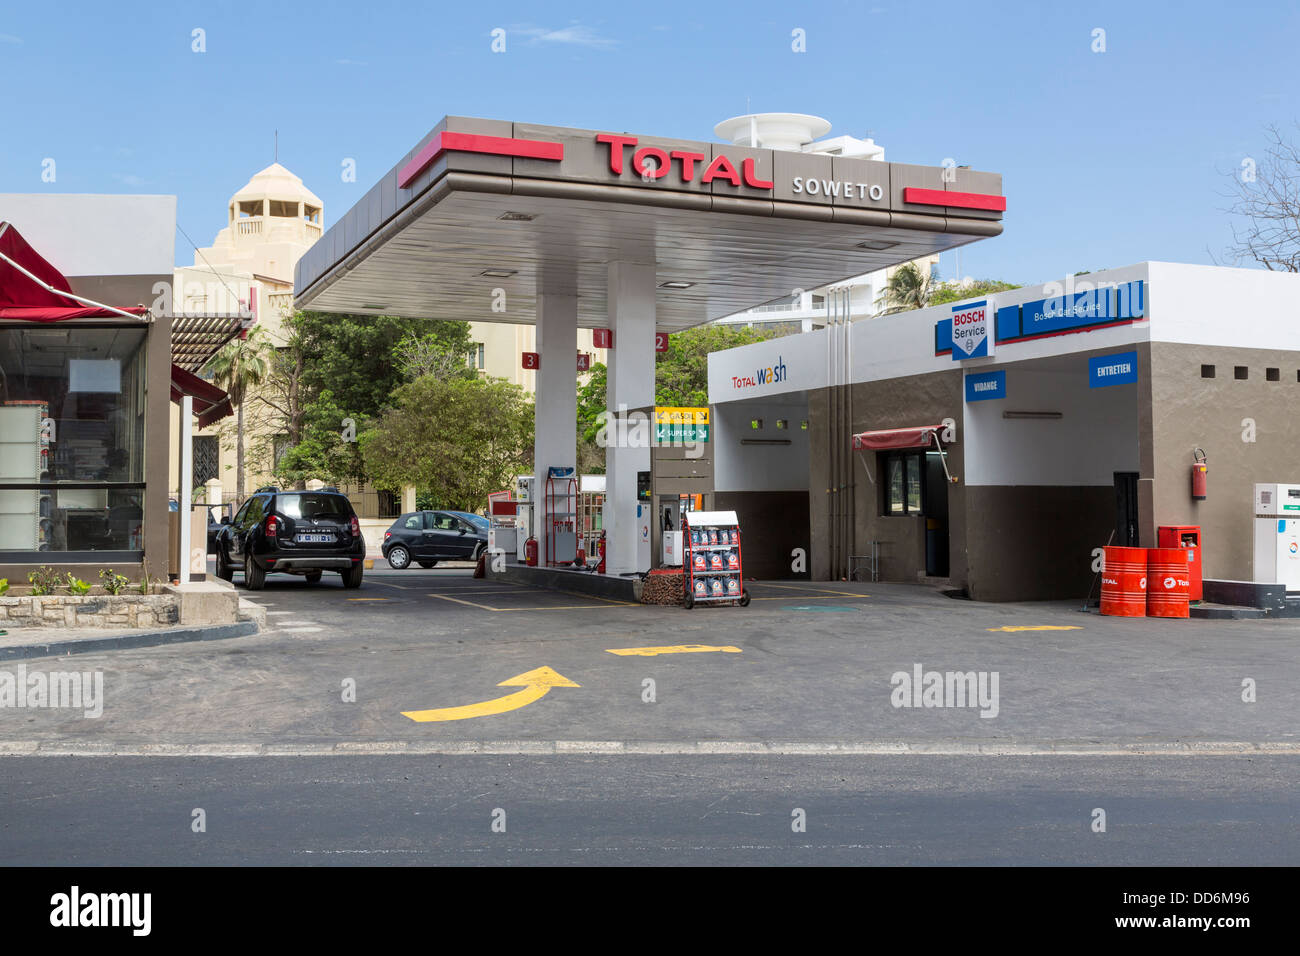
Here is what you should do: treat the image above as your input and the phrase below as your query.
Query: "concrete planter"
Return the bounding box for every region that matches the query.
[0,593,181,629]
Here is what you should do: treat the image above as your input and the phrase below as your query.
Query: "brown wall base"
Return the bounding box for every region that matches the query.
[714,491,810,580]
[965,485,1114,602]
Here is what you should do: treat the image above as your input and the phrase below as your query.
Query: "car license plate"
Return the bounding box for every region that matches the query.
[296,533,335,543]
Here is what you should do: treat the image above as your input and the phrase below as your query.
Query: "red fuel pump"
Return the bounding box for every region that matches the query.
[524,536,538,566]
[1191,448,1208,501]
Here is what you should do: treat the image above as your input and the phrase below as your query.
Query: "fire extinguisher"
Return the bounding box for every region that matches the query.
[1191,448,1208,501]
[524,536,538,566]
[597,532,607,575]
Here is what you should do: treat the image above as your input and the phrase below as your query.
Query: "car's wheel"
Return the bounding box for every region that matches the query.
[304,570,322,584]
[739,589,751,607]
[244,554,265,590]
[341,564,364,589]
[417,561,436,569]
[215,545,233,582]
[386,545,411,570]
[470,543,485,562]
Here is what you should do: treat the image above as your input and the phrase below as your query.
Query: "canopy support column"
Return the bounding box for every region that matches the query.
[604,261,656,576]
[533,291,578,565]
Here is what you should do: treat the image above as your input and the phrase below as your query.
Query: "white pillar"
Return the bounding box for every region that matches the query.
[178,395,193,585]
[605,261,657,575]
[402,485,417,514]
[533,291,578,565]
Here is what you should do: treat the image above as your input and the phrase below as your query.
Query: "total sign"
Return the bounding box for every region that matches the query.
[951,300,994,360]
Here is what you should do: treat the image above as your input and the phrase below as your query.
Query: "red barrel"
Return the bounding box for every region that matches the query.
[1147,548,1190,618]
[1100,546,1147,617]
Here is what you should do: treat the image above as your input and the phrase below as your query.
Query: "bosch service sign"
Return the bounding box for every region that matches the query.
[950,300,994,361]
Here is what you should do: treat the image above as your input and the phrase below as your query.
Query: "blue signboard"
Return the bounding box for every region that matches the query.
[1088,351,1139,388]
[965,369,1007,402]
[951,280,1146,349]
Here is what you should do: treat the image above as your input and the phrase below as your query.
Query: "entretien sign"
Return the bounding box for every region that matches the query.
[1089,351,1138,388]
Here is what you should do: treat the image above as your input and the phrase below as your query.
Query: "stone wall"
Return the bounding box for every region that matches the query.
[0,594,181,629]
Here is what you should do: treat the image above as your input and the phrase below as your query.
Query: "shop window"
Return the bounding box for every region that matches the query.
[1200,364,1215,378]
[1234,366,1248,380]
[0,325,148,556]
[1266,367,1280,381]
[880,450,925,516]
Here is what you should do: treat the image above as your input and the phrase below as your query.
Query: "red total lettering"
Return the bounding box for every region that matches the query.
[671,150,707,181]
[741,158,774,189]
[632,146,671,179]
[597,133,638,174]
[701,154,742,186]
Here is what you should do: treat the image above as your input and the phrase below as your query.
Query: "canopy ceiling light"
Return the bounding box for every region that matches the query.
[478,269,517,278]
[857,239,899,251]
[659,281,695,290]
[497,211,535,222]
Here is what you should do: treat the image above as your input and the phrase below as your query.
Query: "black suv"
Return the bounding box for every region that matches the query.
[214,488,365,589]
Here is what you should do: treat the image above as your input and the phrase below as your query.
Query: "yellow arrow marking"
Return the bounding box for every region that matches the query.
[987,625,1083,632]
[605,644,742,657]
[401,666,579,723]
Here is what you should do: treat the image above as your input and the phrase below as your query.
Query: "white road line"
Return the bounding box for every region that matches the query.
[267,611,294,616]
[3,740,1298,757]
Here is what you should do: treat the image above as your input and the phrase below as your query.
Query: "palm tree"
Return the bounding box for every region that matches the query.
[876,262,933,314]
[205,325,271,502]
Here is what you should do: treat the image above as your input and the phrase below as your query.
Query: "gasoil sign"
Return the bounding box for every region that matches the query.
[654,407,709,444]
[951,300,994,360]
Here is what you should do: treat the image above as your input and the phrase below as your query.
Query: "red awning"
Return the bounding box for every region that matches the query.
[0,221,147,320]
[170,364,234,428]
[851,425,944,451]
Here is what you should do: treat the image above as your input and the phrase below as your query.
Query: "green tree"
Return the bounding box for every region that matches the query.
[876,262,933,314]
[928,279,1022,306]
[205,324,272,501]
[359,376,533,512]
[655,324,778,407]
[296,311,475,419]
[576,362,608,474]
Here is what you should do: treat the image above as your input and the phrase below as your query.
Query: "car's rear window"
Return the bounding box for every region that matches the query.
[277,494,350,518]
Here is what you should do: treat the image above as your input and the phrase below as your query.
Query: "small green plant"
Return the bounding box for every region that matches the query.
[0,578,8,596]
[138,559,155,595]
[28,566,61,596]
[65,573,92,596]
[99,568,130,595]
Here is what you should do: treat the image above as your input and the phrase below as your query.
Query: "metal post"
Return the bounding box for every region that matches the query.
[179,395,193,585]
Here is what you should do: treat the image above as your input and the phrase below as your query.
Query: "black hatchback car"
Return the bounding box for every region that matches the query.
[214,488,365,589]
[382,510,488,569]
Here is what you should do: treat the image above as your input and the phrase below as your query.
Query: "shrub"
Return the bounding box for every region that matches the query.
[65,573,92,596]
[28,566,60,596]
[99,569,131,595]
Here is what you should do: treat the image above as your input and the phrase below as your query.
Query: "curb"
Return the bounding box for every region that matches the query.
[4,738,1300,757]
[0,619,260,662]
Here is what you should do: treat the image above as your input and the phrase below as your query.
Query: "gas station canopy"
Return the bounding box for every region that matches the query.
[294,116,1004,327]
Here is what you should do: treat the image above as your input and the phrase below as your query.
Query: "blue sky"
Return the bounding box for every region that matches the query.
[2,0,1296,286]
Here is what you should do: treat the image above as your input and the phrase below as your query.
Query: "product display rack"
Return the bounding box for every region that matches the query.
[682,509,749,609]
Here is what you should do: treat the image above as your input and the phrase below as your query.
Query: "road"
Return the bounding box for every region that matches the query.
[3,567,1298,866]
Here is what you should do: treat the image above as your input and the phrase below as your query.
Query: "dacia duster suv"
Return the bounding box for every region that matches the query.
[214,487,365,589]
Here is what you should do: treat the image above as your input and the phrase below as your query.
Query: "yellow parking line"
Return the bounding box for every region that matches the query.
[430,594,640,612]
[606,644,742,656]
[753,583,869,597]
[751,594,869,601]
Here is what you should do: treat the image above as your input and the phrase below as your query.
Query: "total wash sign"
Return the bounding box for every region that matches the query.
[951,299,994,360]
[732,356,788,389]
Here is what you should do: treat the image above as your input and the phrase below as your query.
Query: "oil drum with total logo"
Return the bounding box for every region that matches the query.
[1146,548,1191,619]
[1100,546,1148,617]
